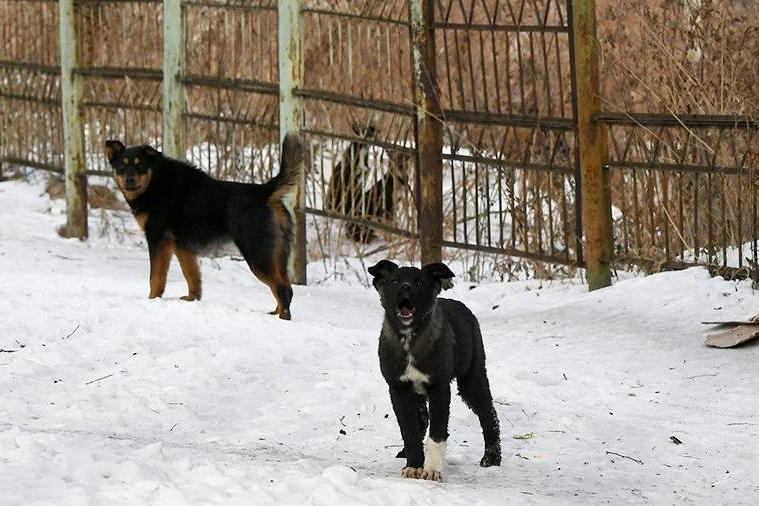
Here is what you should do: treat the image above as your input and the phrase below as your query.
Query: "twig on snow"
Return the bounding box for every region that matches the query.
[85,373,115,385]
[687,373,718,380]
[62,323,80,340]
[606,450,644,465]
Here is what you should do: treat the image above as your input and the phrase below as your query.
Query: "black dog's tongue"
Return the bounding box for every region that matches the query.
[399,306,414,318]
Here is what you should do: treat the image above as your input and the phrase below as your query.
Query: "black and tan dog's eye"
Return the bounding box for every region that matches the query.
[122,158,129,165]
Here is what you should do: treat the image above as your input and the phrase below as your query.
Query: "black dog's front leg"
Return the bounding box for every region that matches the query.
[422,383,451,481]
[395,394,428,459]
[389,385,424,476]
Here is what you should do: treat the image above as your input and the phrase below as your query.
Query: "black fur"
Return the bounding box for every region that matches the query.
[105,133,304,319]
[368,260,502,476]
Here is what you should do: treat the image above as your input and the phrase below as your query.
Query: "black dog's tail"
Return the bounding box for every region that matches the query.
[267,132,305,205]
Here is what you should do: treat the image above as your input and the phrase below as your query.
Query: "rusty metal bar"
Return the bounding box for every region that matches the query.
[294,87,414,116]
[595,111,759,129]
[305,208,418,239]
[569,0,611,290]
[411,0,443,264]
[183,74,278,95]
[431,22,567,33]
[302,7,409,26]
[183,1,276,11]
[443,109,575,129]
[0,60,59,73]
[76,67,163,80]
[441,240,577,267]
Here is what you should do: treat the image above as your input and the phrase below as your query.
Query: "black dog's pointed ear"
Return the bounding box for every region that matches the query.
[141,145,161,157]
[104,140,125,162]
[367,260,398,290]
[422,262,455,290]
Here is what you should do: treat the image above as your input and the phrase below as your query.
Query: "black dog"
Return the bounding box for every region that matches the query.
[368,260,501,481]
[105,133,303,320]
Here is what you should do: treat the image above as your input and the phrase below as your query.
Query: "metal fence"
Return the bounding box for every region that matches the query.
[1,0,756,287]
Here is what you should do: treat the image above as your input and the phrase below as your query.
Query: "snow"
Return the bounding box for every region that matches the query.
[1,178,759,505]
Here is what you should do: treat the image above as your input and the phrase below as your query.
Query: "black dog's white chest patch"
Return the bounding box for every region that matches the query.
[398,335,430,394]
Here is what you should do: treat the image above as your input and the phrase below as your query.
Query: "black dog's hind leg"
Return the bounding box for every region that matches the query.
[396,394,428,459]
[389,385,424,477]
[458,367,502,467]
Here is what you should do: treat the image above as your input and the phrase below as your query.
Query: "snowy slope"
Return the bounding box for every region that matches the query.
[1,179,758,505]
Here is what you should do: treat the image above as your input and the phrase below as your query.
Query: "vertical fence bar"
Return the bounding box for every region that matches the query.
[569,0,612,289]
[411,0,443,264]
[59,0,87,240]
[163,0,185,158]
[279,0,306,284]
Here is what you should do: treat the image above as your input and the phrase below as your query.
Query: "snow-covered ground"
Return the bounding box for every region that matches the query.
[1,178,759,505]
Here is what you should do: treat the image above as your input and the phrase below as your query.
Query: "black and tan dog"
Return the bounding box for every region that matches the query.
[368,260,501,481]
[105,133,304,320]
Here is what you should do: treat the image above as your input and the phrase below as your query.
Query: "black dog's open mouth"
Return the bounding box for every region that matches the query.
[396,297,416,324]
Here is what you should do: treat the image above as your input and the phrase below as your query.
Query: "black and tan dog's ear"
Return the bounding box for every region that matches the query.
[141,145,161,157]
[105,140,125,162]
[422,262,455,290]
[367,260,398,290]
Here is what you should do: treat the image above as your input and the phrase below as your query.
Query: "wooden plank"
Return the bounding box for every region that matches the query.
[705,326,759,348]
[59,0,87,239]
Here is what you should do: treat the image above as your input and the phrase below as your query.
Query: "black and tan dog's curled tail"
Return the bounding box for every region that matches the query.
[267,132,305,205]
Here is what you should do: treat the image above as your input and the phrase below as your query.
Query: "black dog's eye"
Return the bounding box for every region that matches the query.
[415,279,423,287]
[391,279,398,285]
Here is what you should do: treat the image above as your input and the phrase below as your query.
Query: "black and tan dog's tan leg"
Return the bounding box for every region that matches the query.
[148,240,174,299]
[421,384,451,482]
[390,385,425,479]
[175,247,202,301]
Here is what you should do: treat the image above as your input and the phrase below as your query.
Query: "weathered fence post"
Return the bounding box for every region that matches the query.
[59,0,87,239]
[163,0,185,158]
[411,0,443,264]
[569,0,612,290]
[278,0,307,285]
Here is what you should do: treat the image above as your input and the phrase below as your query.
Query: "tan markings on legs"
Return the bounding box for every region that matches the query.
[400,467,423,479]
[251,267,284,317]
[134,212,149,231]
[149,240,174,299]
[175,247,202,301]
